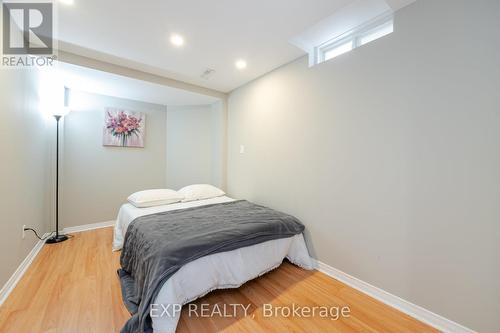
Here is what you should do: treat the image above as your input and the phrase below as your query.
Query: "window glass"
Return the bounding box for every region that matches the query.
[360,22,394,46]
[324,41,354,61]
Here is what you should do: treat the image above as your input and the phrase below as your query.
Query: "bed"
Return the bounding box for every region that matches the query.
[113,195,313,333]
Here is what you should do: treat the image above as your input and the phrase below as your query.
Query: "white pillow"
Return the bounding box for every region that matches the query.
[178,184,225,202]
[127,189,184,208]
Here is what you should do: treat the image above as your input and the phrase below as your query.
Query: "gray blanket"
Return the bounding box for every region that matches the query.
[118,200,305,333]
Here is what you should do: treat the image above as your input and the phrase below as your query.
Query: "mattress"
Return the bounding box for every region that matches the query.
[112,196,313,333]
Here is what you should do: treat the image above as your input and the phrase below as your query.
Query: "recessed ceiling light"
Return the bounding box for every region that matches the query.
[59,0,74,5]
[235,59,247,70]
[170,34,184,47]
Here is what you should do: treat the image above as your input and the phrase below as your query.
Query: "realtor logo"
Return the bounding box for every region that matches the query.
[3,2,53,54]
[2,2,55,67]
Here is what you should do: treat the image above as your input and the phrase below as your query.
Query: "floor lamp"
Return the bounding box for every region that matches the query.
[46,93,70,244]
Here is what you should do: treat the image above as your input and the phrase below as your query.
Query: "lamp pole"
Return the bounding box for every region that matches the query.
[46,115,68,244]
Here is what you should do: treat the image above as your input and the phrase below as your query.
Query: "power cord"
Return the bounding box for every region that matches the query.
[24,227,75,241]
[24,228,54,240]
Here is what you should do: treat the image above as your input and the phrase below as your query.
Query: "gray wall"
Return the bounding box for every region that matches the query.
[227,0,500,331]
[166,104,224,189]
[0,68,51,287]
[61,92,224,227]
[61,91,167,228]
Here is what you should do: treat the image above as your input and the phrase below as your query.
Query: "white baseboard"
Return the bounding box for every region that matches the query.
[62,220,115,234]
[0,232,50,306]
[312,259,475,333]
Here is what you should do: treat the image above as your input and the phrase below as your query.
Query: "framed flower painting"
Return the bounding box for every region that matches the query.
[103,108,145,147]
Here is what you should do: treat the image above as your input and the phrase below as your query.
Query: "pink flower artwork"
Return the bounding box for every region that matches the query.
[103,108,145,147]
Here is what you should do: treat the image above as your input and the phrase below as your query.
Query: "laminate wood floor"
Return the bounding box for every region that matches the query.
[0,227,439,333]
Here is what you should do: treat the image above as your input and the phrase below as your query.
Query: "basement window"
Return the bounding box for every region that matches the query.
[323,41,354,61]
[317,15,394,64]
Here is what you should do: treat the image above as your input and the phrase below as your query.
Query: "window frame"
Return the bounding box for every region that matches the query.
[316,13,394,64]
[358,18,394,46]
[322,39,354,62]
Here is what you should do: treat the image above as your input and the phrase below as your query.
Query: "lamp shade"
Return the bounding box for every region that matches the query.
[52,107,71,117]
[52,87,71,117]
[39,68,73,119]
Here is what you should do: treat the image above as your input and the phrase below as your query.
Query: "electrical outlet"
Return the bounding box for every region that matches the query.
[22,225,26,239]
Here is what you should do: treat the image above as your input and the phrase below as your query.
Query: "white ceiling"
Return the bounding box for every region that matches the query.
[55,0,415,93]
[55,62,219,106]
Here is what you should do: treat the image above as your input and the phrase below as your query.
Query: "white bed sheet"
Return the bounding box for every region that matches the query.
[112,196,313,333]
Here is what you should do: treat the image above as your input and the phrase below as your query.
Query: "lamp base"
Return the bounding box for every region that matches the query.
[46,234,69,244]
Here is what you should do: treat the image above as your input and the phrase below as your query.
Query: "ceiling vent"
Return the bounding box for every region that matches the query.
[200,68,216,80]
